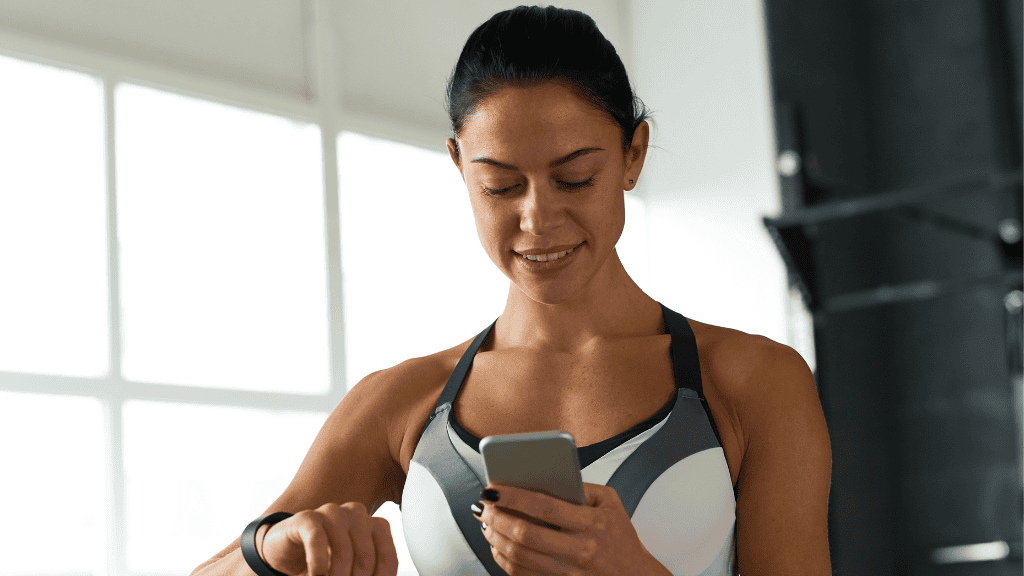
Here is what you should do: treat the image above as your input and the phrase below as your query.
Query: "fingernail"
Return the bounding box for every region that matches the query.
[470,501,484,517]
[482,488,500,502]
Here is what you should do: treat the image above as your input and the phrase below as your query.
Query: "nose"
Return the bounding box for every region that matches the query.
[519,181,566,236]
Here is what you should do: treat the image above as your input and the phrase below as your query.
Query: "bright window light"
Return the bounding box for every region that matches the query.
[0,391,105,575]
[0,55,108,377]
[115,84,329,392]
[338,131,507,389]
[123,401,327,574]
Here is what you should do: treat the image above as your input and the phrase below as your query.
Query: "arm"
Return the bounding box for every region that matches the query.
[731,341,833,576]
[190,364,409,576]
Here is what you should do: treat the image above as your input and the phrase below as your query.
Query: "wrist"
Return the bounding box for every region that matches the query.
[255,524,272,560]
[240,512,293,576]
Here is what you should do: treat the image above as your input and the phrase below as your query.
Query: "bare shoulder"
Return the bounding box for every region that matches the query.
[689,323,832,574]
[367,336,481,481]
[687,318,818,452]
[689,318,810,393]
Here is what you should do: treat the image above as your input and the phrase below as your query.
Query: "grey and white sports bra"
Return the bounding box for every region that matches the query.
[400,302,738,575]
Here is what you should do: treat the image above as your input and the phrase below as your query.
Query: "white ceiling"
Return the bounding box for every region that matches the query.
[0,0,628,138]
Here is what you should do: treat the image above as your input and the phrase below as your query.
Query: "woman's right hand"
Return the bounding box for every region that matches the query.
[259,502,399,576]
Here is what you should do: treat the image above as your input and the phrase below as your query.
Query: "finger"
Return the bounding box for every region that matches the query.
[370,517,399,576]
[488,528,570,576]
[341,503,376,576]
[583,482,623,509]
[486,503,583,559]
[484,484,593,533]
[320,510,354,576]
[299,518,332,576]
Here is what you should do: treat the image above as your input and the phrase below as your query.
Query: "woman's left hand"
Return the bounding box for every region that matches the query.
[474,482,669,576]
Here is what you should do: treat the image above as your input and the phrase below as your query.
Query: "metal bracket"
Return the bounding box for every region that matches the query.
[763,169,1023,312]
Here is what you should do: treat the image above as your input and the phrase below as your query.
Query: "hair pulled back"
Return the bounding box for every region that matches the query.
[446,5,651,161]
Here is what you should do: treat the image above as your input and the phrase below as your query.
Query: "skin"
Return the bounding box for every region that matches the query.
[447,81,655,353]
[446,82,833,575]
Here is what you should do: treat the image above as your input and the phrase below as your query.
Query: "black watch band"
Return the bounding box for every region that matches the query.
[240,512,293,576]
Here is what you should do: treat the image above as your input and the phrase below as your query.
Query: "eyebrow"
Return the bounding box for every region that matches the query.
[471,147,604,171]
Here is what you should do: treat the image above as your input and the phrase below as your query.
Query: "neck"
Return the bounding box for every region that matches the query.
[495,250,664,353]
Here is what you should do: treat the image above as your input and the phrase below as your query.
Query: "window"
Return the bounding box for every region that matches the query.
[0,52,651,576]
[116,84,330,393]
[338,131,507,389]
[0,391,105,576]
[123,402,325,572]
[0,54,108,378]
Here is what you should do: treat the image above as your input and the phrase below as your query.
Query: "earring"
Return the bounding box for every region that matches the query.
[629,179,634,184]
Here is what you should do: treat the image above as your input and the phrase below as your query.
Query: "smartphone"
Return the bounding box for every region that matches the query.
[479,430,586,506]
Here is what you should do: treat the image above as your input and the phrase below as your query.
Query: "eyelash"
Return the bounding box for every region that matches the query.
[482,178,595,197]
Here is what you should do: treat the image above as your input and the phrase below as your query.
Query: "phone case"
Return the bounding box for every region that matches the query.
[479,430,586,506]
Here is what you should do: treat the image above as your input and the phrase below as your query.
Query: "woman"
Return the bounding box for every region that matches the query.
[192,6,832,576]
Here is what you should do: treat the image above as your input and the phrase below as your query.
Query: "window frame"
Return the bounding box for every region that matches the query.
[0,31,349,576]
[0,26,652,576]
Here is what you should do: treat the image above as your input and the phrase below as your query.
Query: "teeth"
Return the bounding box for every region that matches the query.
[524,246,574,262]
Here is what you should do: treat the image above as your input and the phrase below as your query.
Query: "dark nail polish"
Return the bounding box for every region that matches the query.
[482,488,500,502]
[470,501,484,517]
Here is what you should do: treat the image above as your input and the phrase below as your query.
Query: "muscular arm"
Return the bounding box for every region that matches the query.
[729,340,833,576]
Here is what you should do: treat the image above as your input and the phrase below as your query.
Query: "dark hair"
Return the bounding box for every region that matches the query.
[445,5,651,161]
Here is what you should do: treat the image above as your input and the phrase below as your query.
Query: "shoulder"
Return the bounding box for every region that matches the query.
[360,336,479,477]
[688,319,822,454]
[691,318,813,399]
[689,323,833,573]
[696,319,832,483]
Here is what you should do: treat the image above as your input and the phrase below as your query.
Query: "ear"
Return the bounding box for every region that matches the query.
[624,121,649,190]
[622,121,647,174]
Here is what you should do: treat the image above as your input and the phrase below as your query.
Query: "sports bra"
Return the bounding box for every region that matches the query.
[400,302,738,575]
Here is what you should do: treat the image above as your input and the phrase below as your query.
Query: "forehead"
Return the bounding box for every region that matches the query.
[458,83,619,161]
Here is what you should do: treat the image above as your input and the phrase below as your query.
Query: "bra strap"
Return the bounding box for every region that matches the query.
[659,302,725,452]
[419,318,497,441]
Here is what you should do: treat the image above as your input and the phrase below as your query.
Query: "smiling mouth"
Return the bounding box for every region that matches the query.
[514,242,584,261]
[512,242,585,266]
[520,246,576,262]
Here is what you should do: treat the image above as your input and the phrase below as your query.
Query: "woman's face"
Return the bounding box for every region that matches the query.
[447,82,647,305]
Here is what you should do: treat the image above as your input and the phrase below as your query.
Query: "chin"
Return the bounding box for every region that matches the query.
[515,279,581,306]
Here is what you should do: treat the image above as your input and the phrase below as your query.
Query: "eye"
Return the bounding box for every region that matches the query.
[560,178,594,190]
[481,185,516,196]
[481,178,594,197]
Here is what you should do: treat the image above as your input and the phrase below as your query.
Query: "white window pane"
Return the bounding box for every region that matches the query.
[338,132,506,389]
[116,84,329,392]
[0,391,105,575]
[123,401,327,573]
[0,55,108,377]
